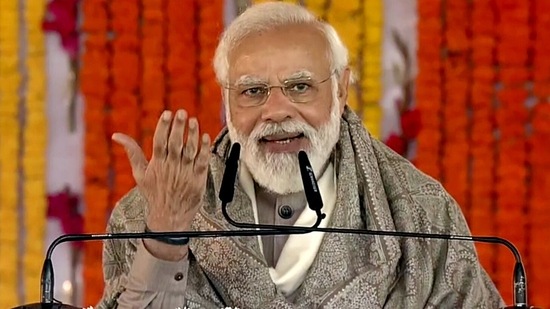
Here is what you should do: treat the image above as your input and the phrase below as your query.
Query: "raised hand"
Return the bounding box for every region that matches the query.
[112,109,211,260]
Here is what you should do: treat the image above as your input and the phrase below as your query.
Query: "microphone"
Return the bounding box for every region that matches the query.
[219,142,241,204]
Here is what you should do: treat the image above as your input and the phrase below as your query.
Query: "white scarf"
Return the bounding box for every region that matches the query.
[238,163,337,296]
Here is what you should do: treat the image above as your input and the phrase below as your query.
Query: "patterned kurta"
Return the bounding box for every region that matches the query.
[98,107,504,308]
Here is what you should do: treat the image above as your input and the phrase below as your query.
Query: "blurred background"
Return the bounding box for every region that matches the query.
[0,0,548,307]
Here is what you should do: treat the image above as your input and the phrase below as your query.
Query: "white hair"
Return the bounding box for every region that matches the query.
[213,1,350,85]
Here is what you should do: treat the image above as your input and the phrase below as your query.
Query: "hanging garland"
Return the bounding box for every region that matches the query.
[140,0,166,158]
[324,1,363,115]
[494,1,530,302]
[0,0,21,306]
[530,1,550,306]
[197,0,224,138]
[361,0,383,138]
[23,0,48,303]
[166,0,198,114]
[110,0,140,205]
[441,0,471,219]
[469,0,497,279]
[80,0,111,304]
[415,0,443,179]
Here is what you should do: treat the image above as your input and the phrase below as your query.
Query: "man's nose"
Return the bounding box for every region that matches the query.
[260,87,296,123]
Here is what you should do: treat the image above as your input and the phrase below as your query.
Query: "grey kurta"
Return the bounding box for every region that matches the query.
[97,107,504,308]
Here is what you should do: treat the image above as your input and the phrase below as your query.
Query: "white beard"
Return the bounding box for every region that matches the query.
[227,84,341,194]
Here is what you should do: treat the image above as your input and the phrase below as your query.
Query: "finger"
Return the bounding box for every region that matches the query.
[152,110,172,160]
[112,133,148,181]
[193,133,211,173]
[183,117,199,162]
[168,109,188,161]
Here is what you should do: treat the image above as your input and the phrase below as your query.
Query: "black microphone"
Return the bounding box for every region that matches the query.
[219,142,241,204]
[298,150,326,220]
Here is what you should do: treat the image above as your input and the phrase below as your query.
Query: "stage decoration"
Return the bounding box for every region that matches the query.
[416,0,547,305]
[42,0,80,132]
[494,1,530,302]
[360,0,383,138]
[166,0,198,114]
[140,0,166,159]
[441,0,471,218]
[110,0,140,205]
[414,0,443,179]
[0,0,21,306]
[529,1,550,306]
[23,0,48,303]
[469,0,497,280]
[80,0,112,304]
[383,31,420,157]
[80,0,226,304]
[197,0,224,138]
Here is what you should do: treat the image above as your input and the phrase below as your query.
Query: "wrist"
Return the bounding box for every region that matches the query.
[143,238,189,261]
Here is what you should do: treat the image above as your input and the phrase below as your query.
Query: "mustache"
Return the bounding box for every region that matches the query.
[250,120,316,140]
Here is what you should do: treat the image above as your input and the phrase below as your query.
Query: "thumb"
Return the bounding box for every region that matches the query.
[112,133,148,182]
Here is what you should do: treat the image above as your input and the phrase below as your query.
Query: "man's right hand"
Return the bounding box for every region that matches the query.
[112,109,211,261]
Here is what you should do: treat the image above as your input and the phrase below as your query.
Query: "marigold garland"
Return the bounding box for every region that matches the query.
[166,0,198,114]
[469,0,497,280]
[441,0,471,219]
[324,1,362,115]
[529,1,550,306]
[81,0,111,304]
[494,1,530,302]
[415,0,443,179]
[110,0,139,206]
[197,0,224,138]
[22,0,48,303]
[361,0,383,138]
[0,0,21,306]
[140,0,166,158]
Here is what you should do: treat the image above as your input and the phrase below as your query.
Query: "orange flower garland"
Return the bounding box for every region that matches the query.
[415,0,443,179]
[441,0,471,218]
[166,0,198,114]
[110,0,140,204]
[530,1,550,306]
[141,0,167,158]
[469,0,497,279]
[494,0,530,303]
[80,0,111,305]
[197,0,224,138]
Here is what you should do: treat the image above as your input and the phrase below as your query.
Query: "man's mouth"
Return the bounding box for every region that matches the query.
[260,133,305,144]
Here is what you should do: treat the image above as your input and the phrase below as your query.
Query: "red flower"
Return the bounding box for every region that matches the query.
[401,109,422,139]
[385,134,407,155]
[47,187,83,248]
[42,0,79,60]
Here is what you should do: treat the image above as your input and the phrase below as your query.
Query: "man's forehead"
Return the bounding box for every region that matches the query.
[233,70,317,84]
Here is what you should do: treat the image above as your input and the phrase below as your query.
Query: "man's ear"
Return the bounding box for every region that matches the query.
[337,67,351,114]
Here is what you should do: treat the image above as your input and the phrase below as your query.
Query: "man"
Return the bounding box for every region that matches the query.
[98,2,504,308]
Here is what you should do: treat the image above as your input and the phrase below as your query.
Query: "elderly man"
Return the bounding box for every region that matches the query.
[98,2,503,308]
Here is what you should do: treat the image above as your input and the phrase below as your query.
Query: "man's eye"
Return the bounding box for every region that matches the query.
[288,83,311,93]
[242,87,267,97]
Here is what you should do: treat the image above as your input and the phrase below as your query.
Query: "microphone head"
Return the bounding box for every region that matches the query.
[298,151,323,211]
[219,143,241,204]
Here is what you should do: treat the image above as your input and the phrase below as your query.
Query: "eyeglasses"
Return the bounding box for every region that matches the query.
[225,72,334,108]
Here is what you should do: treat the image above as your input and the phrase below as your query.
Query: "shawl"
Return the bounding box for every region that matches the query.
[98,107,504,308]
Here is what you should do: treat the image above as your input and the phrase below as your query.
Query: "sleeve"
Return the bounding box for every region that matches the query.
[424,193,506,309]
[94,191,189,309]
